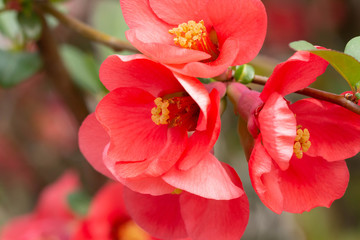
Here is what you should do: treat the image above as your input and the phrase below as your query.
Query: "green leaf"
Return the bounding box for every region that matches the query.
[67,190,91,216]
[344,36,360,62]
[290,40,360,91]
[17,11,42,40]
[59,44,103,93]
[308,50,360,91]
[0,50,42,88]
[289,40,316,51]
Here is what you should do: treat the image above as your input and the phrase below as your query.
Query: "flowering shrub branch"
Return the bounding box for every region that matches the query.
[253,75,360,115]
[35,1,138,52]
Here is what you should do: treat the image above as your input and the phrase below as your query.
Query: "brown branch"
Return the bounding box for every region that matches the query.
[252,75,360,115]
[35,1,138,52]
[36,12,89,125]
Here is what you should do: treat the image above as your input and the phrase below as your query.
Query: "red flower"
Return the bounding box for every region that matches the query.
[230,50,360,213]
[79,55,243,200]
[119,0,267,78]
[73,183,157,240]
[0,171,80,240]
[123,163,249,240]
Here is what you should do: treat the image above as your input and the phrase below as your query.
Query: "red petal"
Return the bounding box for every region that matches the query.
[258,93,296,170]
[78,113,114,179]
[207,0,267,65]
[120,0,169,28]
[99,55,185,95]
[166,38,239,78]
[177,90,220,170]
[260,51,328,102]
[149,0,210,25]
[126,28,211,64]
[291,98,360,161]
[96,88,167,166]
[123,187,188,239]
[249,137,349,214]
[180,192,249,240]
[249,137,283,214]
[163,153,243,200]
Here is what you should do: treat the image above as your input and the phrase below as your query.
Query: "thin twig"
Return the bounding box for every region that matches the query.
[253,75,360,115]
[35,1,138,52]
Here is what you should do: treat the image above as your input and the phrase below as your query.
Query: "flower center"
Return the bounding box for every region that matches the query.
[116,220,149,240]
[169,20,219,61]
[293,125,311,159]
[151,94,199,131]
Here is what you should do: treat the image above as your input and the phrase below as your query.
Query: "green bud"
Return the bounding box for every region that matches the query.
[234,64,255,84]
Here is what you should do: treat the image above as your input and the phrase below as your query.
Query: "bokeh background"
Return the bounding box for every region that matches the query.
[0,0,359,239]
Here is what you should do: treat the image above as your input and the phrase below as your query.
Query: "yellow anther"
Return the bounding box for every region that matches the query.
[171,188,183,195]
[169,20,219,60]
[302,141,311,152]
[293,126,311,159]
[151,97,170,125]
[169,20,207,50]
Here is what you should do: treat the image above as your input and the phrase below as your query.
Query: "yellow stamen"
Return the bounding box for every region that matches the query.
[150,95,199,130]
[293,126,311,159]
[169,20,219,60]
[151,97,170,125]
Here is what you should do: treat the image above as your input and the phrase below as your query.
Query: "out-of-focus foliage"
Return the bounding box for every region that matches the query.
[60,44,103,93]
[0,50,41,87]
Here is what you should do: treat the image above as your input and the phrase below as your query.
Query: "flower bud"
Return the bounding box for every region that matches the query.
[234,64,255,84]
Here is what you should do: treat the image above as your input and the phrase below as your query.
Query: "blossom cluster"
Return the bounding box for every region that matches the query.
[71,0,360,240]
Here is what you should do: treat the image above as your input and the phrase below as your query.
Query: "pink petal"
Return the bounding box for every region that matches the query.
[149,0,210,25]
[248,137,283,214]
[123,187,188,239]
[126,28,211,64]
[258,93,296,170]
[163,153,243,200]
[120,0,168,28]
[180,191,249,240]
[99,54,185,95]
[249,137,349,214]
[78,113,115,179]
[260,51,328,102]
[35,171,79,219]
[290,98,360,161]
[177,90,220,170]
[207,0,267,65]
[166,38,239,78]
